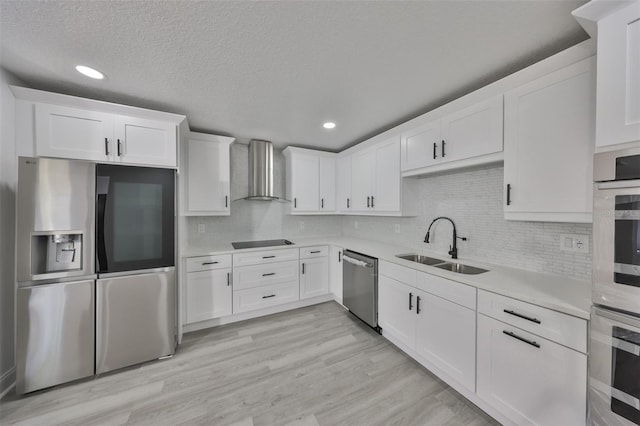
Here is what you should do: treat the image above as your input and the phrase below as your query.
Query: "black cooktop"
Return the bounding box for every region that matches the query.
[231,239,295,249]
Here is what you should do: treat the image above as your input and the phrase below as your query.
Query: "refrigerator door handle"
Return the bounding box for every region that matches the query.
[96,193,108,272]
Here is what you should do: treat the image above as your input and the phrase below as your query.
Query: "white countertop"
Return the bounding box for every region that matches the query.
[184,236,592,320]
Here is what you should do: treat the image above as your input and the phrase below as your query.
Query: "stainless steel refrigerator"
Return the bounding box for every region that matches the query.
[16,157,176,394]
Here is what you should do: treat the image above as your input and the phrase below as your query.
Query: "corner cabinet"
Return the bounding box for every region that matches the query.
[182,132,234,216]
[283,147,336,214]
[34,103,178,167]
[574,0,640,149]
[503,57,596,223]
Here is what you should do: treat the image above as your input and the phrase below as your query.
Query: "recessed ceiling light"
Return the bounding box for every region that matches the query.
[75,65,104,80]
[323,122,336,129]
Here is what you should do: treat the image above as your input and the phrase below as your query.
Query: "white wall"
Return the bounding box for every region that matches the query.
[187,143,342,248]
[343,164,592,280]
[0,68,21,395]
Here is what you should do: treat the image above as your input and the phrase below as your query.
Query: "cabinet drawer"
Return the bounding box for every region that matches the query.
[233,260,299,290]
[478,290,587,353]
[186,254,232,272]
[300,245,328,259]
[233,248,299,267]
[379,260,417,287]
[416,272,476,310]
[233,281,300,314]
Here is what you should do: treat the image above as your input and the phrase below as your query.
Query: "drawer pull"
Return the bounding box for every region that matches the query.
[504,309,541,324]
[503,330,540,348]
[262,255,276,259]
[262,272,276,277]
[310,250,321,254]
[202,261,219,265]
[262,294,276,299]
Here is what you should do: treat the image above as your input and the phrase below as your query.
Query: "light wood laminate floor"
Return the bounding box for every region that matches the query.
[1,302,499,426]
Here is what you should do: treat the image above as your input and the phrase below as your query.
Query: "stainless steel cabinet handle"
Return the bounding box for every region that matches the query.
[367,196,370,208]
[371,196,375,208]
[416,296,421,314]
[294,198,297,208]
[506,184,512,206]
[262,294,276,299]
[347,198,350,209]
[310,250,321,254]
[227,272,230,286]
[225,195,228,208]
[117,139,122,157]
[409,292,413,310]
[503,309,541,324]
[338,251,342,262]
[503,330,540,348]
[321,198,324,209]
[202,261,219,265]
[104,138,110,156]
[262,255,276,259]
[302,263,305,274]
[441,140,446,157]
[433,142,437,159]
[262,272,276,277]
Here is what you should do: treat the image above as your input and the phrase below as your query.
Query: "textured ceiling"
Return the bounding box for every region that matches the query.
[0,1,588,151]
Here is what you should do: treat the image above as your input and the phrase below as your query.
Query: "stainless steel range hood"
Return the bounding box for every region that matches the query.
[246,140,280,201]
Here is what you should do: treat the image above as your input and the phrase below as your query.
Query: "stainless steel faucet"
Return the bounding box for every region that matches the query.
[424,216,467,259]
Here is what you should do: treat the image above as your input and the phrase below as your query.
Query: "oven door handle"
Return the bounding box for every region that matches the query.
[594,307,640,328]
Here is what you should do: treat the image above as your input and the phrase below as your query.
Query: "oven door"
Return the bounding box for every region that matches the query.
[96,164,175,273]
[590,307,640,426]
[593,180,640,316]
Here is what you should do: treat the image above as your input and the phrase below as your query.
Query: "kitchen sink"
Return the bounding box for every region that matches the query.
[396,254,446,266]
[433,262,488,275]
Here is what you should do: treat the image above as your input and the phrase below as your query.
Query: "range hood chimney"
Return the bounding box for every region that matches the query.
[247,140,279,201]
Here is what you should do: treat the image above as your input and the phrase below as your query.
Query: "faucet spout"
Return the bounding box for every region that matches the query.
[424,216,467,259]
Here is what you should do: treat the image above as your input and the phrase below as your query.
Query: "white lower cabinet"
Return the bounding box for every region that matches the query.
[415,292,476,392]
[185,269,232,323]
[477,314,587,426]
[378,275,417,349]
[329,246,344,303]
[233,282,300,314]
[300,256,329,299]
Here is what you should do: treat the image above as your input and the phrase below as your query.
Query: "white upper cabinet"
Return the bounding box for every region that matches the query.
[574,0,640,149]
[182,132,234,216]
[283,147,336,214]
[23,87,183,167]
[319,156,336,212]
[113,115,177,167]
[504,57,595,223]
[35,104,115,162]
[400,96,503,174]
[350,147,376,211]
[336,156,352,212]
[373,137,401,212]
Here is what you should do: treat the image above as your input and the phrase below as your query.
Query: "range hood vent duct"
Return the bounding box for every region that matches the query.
[247,140,279,201]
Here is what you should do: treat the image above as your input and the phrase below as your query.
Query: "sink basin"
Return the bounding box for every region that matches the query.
[433,262,488,275]
[396,254,445,266]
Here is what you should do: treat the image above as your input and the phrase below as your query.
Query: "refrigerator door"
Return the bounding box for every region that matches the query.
[96,269,176,374]
[16,280,95,394]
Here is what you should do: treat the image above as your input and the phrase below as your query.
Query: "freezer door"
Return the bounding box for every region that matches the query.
[96,269,176,374]
[16,280,95,394]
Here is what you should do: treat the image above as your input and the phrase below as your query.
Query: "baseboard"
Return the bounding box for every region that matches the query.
[0,367,16,399]
[183,294,335,334]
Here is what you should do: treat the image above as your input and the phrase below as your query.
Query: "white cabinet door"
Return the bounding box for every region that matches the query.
[440,95,503,163]
[504,57,595,222]
[378,275,416,350]
[336,156,352,212]
[300,256,329,299]
[401,120,441,171]
[373,137,401,212]
[319,156,336,212]
[350,148,375,211]
[114,115,177,167]
[329,246,343,303]
[185,134,232,215]
[596,1,640,148]
[185,269,232,323]
[415,291,476,392]
[35,103,114,162]
[477,314,587,426]
[290,153,320,212]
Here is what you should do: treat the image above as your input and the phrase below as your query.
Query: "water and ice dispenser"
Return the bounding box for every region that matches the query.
[30,232,83,278]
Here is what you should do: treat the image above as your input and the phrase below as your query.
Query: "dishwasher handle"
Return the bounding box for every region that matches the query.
[342,254,373,268]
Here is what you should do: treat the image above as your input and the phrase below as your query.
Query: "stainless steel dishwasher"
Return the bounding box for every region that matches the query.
[342,250,379,332]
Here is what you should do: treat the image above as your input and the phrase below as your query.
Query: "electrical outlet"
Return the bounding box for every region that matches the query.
[559,234,589,253]
[354,221,359,229]
[299,221,305,230]
[395,224,401,234]
[198,223,206,234]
